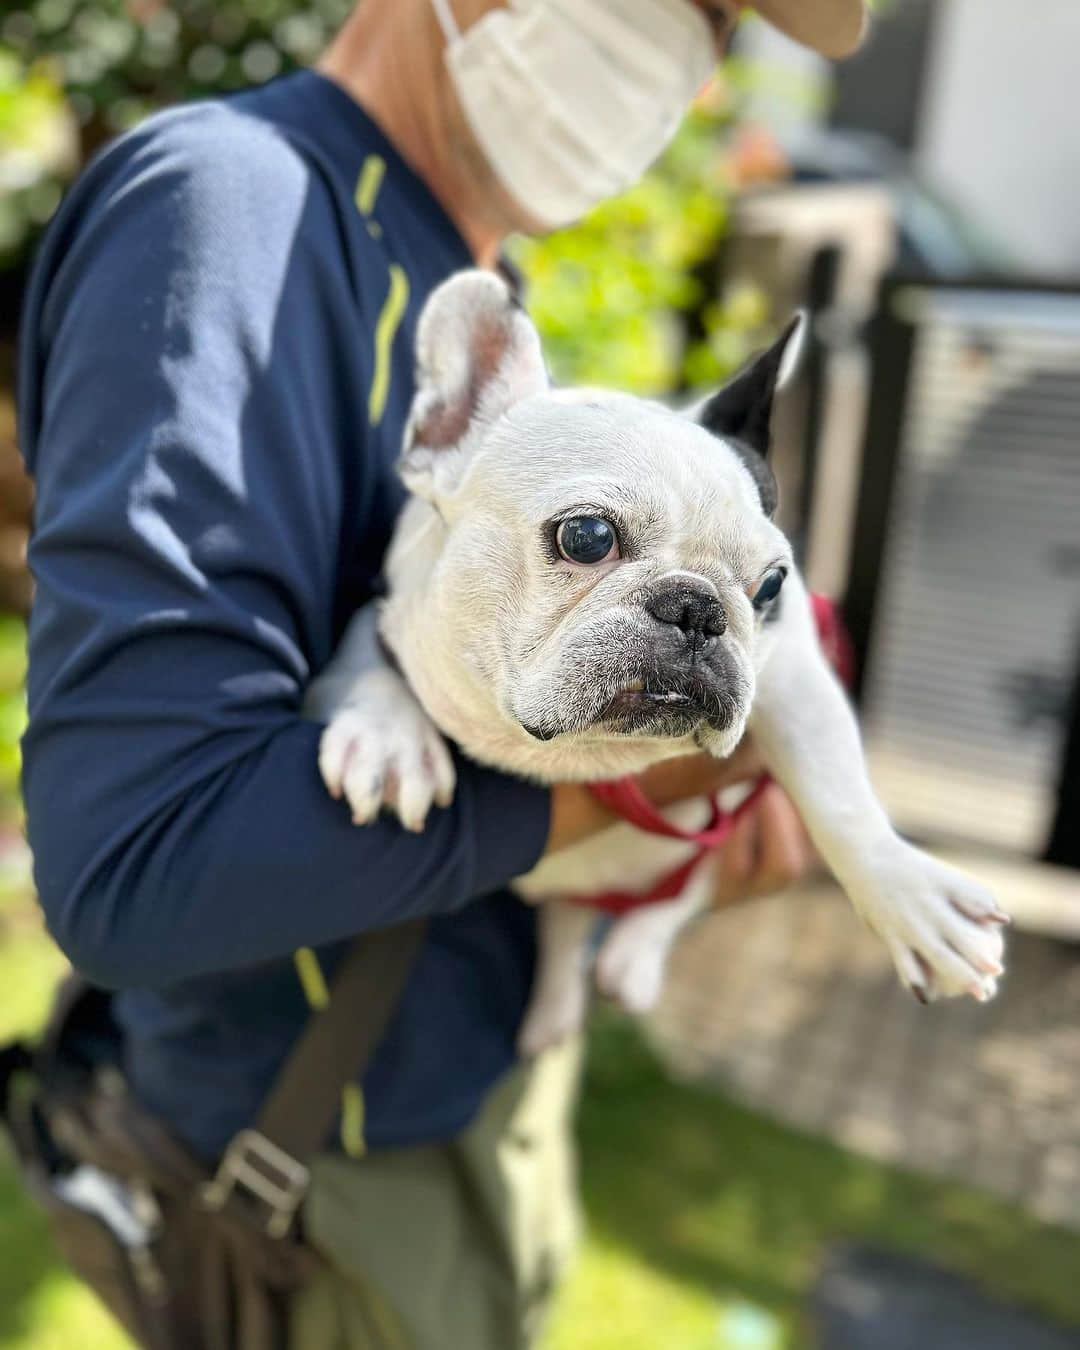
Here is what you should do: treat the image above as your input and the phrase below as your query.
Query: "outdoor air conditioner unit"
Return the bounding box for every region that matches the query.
[838,281,1080,863]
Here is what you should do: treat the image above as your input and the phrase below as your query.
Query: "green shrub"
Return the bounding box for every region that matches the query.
[0,0,352,264]
[0,50,75,265]
[513,94,766,396]
[2,0,351,135]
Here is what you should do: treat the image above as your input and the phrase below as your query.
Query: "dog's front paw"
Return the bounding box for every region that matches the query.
[851,840,1008,1003]
[318,674,456,832]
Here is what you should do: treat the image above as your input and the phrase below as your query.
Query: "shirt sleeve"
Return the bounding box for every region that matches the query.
[19,108,550,990]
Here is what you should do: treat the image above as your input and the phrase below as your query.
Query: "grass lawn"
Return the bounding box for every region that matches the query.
[0,615,1078,1348]
[546,1017,1080,1349]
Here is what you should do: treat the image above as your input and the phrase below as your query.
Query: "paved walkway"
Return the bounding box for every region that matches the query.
[648,883,1080,1229]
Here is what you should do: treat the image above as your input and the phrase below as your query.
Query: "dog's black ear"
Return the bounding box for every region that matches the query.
[697,314,804,459]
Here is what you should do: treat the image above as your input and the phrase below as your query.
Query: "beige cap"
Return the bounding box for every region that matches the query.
[752,0,870,59]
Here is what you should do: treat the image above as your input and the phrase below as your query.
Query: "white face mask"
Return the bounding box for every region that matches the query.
[429,0,716,230]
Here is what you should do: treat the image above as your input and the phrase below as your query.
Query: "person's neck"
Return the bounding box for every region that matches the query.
[317,6,507,267]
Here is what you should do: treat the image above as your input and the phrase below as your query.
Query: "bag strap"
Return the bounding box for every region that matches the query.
[202,920,427,1236]
[259,919,427,1159]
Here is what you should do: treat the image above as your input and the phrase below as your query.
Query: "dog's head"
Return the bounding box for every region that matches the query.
[382,270,801,782]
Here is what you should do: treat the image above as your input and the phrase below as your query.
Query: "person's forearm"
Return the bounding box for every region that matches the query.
[29,719,550,990]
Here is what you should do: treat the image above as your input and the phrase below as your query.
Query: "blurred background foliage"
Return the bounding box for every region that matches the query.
[0,0,353,267]
[1,0,351,148]
[0,0,769,390]
[0,50,75,266]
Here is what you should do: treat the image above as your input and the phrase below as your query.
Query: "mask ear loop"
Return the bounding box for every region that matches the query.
[429,0,461,44]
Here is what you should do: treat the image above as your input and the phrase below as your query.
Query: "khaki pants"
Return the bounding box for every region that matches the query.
[289,1040,583,1350]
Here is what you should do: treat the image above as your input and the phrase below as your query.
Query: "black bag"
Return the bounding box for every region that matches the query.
[0,921,427,1350]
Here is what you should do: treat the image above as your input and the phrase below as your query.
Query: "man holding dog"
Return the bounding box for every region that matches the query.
[17,1,867,1345]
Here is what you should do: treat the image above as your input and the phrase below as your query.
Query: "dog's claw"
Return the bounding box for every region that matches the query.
[860,843,1007,1004]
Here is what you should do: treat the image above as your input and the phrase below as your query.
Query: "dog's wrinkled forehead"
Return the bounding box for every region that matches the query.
[474,391,765,524]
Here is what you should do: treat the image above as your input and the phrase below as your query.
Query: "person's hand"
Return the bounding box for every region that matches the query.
[544,738,771,856]
[633,739,766,808]
[708,781,816,907]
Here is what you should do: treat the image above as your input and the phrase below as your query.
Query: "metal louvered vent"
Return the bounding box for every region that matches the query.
[861,288,1080,855]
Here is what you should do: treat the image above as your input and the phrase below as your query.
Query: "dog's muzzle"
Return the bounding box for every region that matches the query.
[517,581,748,742]
[519,649,746,742]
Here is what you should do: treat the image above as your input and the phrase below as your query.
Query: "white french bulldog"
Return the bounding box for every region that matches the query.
[306,270,1007,1054]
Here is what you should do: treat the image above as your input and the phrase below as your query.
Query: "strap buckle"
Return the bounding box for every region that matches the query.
[200,1129,310,1239]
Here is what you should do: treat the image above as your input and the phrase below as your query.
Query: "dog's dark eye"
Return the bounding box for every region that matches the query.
[556,517,619,565]
[753,567,786,608]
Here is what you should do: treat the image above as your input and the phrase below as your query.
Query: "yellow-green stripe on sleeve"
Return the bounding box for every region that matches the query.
[368,263,410,427]
[354,154,386,216]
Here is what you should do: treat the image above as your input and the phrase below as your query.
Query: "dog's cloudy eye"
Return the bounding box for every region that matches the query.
[753,567,786,608]
[556,516,619,565]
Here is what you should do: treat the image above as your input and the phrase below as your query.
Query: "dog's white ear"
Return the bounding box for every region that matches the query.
[695,312,805,458]
[401,270,548,501]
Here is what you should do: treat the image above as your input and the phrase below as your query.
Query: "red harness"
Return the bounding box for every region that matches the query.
[575,593,852,916]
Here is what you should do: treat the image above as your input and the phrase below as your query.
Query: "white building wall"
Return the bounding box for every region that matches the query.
[918,0,1080,275]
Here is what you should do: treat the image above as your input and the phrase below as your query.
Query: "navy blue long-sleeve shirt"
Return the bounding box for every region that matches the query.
[16,69,551,1160]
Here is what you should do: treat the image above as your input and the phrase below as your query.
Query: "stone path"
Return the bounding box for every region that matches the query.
[648,883,1080,1229]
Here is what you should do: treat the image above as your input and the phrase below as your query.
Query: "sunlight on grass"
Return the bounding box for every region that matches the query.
[3,1273,129,1350]
[547,1236,728,1350]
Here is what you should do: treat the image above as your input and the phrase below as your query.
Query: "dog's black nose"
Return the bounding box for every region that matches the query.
[646,578,726,637]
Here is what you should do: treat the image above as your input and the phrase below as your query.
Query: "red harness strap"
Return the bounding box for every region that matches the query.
[583,775,773,915]
[574,592,851,916]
